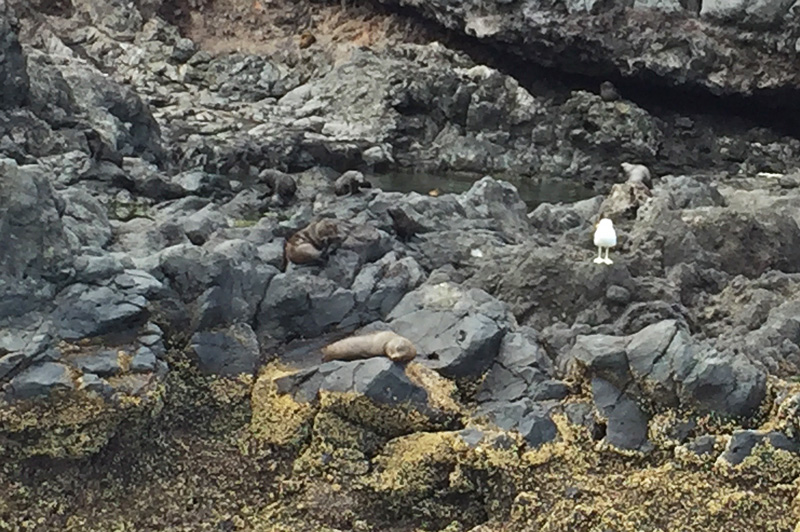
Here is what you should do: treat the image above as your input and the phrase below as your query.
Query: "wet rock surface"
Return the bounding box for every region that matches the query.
[3,1,800,531]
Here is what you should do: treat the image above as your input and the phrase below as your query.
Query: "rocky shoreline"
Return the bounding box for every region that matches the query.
[3,0,800,530]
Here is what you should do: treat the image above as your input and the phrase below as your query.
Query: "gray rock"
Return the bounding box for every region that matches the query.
[130,346,157,372]
[0,352,28,382]
[477,364,529,403]
[719,430,800,465]
[518,408,559,448]
[742,299,800,374]
[339,223,393,264]
[570,320,767,419]
[605,285,631,305]
[457,427,486,448]
[360,255,426,320]
[387,282,511,378]
[528,196,603,236]
[495,327,554,373]
[56,50,164,163]
[570,334,631,389]
[53,284,150,340]
[276,357,429,409]
[206,53,299,101]
[25,51,77,125]
[700,0,795,27]
[112,269,164,297]
[477,326,568,406]
[73,350,123,377]
[0,15,29,110]
[469,243,636,331]
[591,378,651,451]
[170,170,223,196]
[633,0,685,11]
[72,0,144,38]
[190,323,260,376]
[182,204,228,245]
[371,0,800,99]
[74,252,126,284]
[59,189,112,249]
[657,176,726,210]
[323,250,363,288]
[683,435,717,456]
[257,272,355,342]
[78,373,115,398]
[564,402,602,437]
[0,159,74,318]
[172,38,197,63]
[528,379,570,401]
[680,350,767,418]
[6,362,74,400]
[458,177,531,241]
[475,400,531,431]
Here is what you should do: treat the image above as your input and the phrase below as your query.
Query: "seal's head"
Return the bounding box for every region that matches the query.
[385,337,417,362]
[316,219,342,243]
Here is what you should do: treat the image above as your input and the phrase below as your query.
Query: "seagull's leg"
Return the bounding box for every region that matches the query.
[604,247,613,265]
[593,246,603,263]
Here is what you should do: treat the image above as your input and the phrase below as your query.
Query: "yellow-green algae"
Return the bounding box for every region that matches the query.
[249,362,316,449]
[3,349,800,531]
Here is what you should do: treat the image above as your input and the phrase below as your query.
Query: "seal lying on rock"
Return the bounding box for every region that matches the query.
[259,169,297,206]
[621,162,652,188]
[334,170,372,196]
[281,218,342,271]
[321,331,417,363]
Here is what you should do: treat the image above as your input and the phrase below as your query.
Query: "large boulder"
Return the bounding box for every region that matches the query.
[0,159,74,319]
[386,282,514,379]
[570,319,766,422]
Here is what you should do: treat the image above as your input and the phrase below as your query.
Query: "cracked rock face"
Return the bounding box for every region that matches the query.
[567,319,766,450]
[376,0,800,95]
[571,319,767,418]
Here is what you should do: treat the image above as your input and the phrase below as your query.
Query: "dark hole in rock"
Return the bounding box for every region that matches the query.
[592,421,607,441]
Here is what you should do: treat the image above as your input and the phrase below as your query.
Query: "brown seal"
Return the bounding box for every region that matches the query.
[281,218,342,271]
[258,169,297,206]
[600,81,621,102]
[321,331,417,363]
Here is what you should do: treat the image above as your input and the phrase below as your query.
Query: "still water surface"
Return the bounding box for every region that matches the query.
[369,171,596,209]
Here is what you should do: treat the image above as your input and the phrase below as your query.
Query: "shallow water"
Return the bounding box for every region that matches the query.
[369,171,597,209]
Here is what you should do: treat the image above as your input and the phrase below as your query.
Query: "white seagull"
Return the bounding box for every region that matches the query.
[593,218,617,265]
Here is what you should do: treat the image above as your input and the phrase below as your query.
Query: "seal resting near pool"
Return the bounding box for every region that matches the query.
[621,162,652,189]
[334,170,372,196]
[321,331,417,363]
